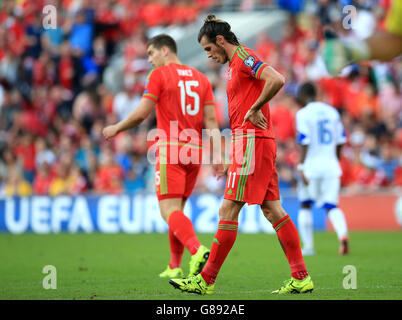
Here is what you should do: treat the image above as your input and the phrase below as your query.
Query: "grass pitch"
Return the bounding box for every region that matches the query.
[0,232,401,300]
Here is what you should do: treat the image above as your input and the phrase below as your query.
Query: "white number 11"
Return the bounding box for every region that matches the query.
[227,171,236,188]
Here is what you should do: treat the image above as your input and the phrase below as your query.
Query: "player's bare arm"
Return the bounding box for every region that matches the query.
[203,104,225,179]
[336,144,343,161]
[243,66,285,128]
[297,144,309,186]
[103,98,155,140]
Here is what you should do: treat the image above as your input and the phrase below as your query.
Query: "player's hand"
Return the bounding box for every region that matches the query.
[298,170,309,185]
[212,160,227,181]
[242,108,267,129]
[214,163,226,180]
[296,163,309,185]
[301,172,309,185]
[102,125,119,140]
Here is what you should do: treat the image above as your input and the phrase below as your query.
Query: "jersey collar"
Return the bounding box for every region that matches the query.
[229,45,240,63]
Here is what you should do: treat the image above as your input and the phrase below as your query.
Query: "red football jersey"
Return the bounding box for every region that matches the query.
[143,63,215,147]
[226,44,276,139]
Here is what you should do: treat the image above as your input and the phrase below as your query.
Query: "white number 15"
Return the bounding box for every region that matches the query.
[178,80,199,116]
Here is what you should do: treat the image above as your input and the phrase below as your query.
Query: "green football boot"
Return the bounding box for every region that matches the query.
[271,275,314,294]
[159,265,184,279]
[188,245,210,277]
[169,273,214,295]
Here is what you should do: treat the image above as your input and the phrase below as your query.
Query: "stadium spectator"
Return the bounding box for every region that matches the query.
[13,132,36,184]
[74,135,99,174]
[0,87,22,131]
[33,161,53,195]
[114,132,133,177]
[277,164,296,189]
[0,149,19,193]
[41,21,65,57]
[124,167,146,194]
[48,162,70,196]
[69,10,94,58]
[255,31,276,62]
[277,0,304,15]
[4,166,32,197]
[72,87,100,132]
[94,147,124,194]
[35,137,56,169]
[375,142,400,186]
[67,164,88,195]
[270,94,297,143]
[85,149,100,190]
[25,14,43,60]
[112,73,142,122]
[169,0,200,25]
[57,41,76,91]
[141,0,169,28]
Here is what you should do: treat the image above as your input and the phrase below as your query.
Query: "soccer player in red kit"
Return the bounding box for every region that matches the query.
[103,34,224,279]
[169,15,314,295]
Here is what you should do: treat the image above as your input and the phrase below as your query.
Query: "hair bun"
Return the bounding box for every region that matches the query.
[205,14,217,23]
[204,14,229,30]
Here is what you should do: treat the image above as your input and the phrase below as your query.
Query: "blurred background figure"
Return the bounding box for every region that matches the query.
[94,147,124,194]
[295,81,349,256]
[4,166,32,197]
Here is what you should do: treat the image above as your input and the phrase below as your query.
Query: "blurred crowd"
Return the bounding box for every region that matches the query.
[0,0,401,198]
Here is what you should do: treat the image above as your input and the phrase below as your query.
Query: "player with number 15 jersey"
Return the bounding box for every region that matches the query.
[143,55,215,200]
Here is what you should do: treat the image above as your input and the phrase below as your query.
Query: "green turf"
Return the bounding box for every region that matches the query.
[0,232,401,300]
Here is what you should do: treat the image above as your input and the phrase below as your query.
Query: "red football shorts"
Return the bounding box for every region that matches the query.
[224,136,280,205]
[155,144,202,201]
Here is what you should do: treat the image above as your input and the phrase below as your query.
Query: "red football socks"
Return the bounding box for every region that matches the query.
[168,210,200,256]
[168,228,184,269]
[201,220,238,285]
[273,215,309,280]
